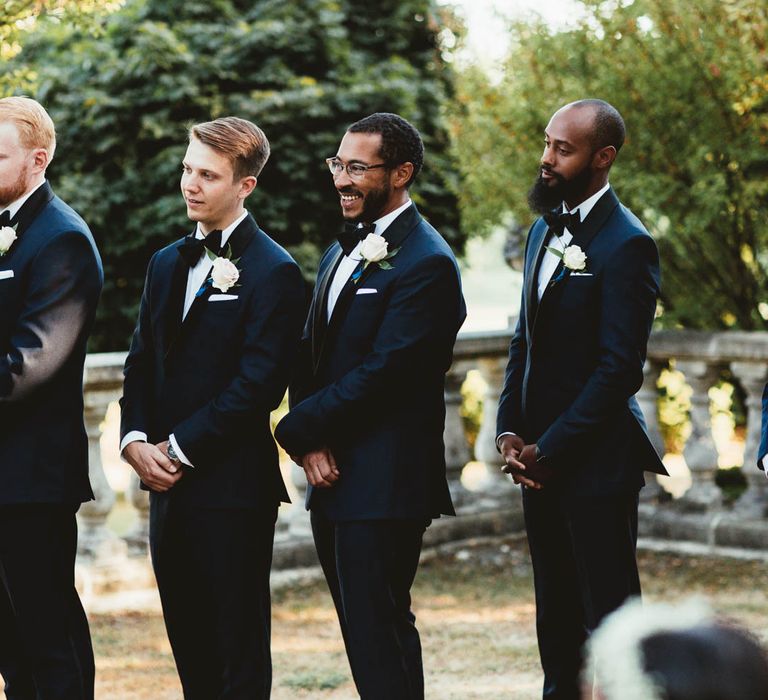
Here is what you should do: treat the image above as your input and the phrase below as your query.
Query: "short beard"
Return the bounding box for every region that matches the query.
[0,163,30,209]
[527,163,594,215]
[341,181,392,224]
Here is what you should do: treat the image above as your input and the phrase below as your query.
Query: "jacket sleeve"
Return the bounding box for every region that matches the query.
[537,234,660,460]
[171,261,306,464]
[758,382,768,470]
[274,253,464,457]
[495,299,527,439]
[0,229,102,401]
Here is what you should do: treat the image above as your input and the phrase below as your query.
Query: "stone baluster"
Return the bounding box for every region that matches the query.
[730,361,768,518]
[475,356,514,495]
[676,360,723,511]
[78,384,125,562]
[444,361,472,509]
[288,461,312,537]
[124,474,151,557]
[637,359,666,503]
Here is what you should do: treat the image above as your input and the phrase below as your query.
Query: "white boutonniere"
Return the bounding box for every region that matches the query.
[351,233,400,283]
[0,224,18,256]
[196,245,241,297]
[546,241,587,274]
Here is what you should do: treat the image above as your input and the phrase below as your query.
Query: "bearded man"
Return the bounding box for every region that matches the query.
[495,99,667,700]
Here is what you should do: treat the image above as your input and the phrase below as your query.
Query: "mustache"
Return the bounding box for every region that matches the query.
[539,166,566,184]
[337,186,363,196]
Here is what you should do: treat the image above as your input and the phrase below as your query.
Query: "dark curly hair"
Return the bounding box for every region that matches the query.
[347,112,424,188]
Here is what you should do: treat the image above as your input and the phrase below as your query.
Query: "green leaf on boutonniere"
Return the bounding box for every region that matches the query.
[545,246,564,260]
[378,260,394,270]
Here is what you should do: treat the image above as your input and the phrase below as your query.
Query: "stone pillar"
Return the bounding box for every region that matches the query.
[77,386,125,562]
[676,360,723,511]
[731,361,768,518]
[288,461,312,538]
[444,362,471,508]
[637,360,666,503]
[475,356,514,494]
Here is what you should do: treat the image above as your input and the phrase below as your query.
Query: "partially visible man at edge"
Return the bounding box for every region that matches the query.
[0,96,103,700]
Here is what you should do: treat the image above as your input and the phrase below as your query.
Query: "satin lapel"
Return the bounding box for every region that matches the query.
[10,182,54,237]
[163,240,193,361]
[570,187,620,252]
[180,215,257,331]
[312,245,344,370]
[524,220,549,343]
[326,204,420,335]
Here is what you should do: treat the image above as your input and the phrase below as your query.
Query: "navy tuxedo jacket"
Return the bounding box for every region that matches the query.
[120,214,305,509]
[275,204,466,521]
[496,188,667,497]
[0,182,103,505]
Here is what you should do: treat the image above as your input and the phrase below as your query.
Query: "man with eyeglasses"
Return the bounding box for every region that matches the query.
[276,112,466,700]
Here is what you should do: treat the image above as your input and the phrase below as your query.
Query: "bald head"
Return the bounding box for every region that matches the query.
[562,99,626,155]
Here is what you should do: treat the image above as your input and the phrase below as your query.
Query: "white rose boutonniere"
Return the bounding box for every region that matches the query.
[0,225,18,256]
[352,233,400,283]
[562,245,587,271]
[210,256,240,292]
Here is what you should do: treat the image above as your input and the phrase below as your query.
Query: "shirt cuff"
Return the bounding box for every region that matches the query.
[762,455,768,478]
[169,433,194,468]
[496,432,517,452]
[120,430,148,460]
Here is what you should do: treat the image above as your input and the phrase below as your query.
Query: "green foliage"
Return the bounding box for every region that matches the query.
[8,0,461,350]
[451,0,768,330]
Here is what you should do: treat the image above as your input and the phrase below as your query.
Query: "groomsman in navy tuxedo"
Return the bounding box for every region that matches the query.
[496,100,667,699]
[275,112,466,700]
[120,117,305,699]
[0,97,102,700]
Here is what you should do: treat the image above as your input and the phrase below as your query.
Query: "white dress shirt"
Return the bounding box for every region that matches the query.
[327,198,412,320]
[535,182,610,300]
[498,183,610,448]
[0,179,47,220]
[120,210,247,467]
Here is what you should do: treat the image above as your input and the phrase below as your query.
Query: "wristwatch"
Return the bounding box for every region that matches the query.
[167,441,180,463]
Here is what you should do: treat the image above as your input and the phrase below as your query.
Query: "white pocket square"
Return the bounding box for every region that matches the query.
[356,288,377,295]
[208,294,238,302]
[570,272,593,277]
[0,270,14,280]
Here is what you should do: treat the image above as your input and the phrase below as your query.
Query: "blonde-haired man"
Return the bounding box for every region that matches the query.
[0,96,103,699]
[120,116,305,698]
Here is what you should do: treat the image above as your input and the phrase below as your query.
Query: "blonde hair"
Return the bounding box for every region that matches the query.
[0,96,56,160]
[189,116,270,180]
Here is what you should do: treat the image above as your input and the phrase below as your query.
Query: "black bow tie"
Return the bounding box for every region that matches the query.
[0,210,12,228]
[338,221,375,256]
[543,209,581,237]
[177,229,223,266]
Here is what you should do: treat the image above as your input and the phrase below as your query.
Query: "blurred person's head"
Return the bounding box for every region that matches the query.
[583,598,768,700]
[528,98,624,214]
[0,96,55,207]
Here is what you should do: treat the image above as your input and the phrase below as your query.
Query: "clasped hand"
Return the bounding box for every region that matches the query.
[123,440,183,492]
[499,435,555,490]
[294,448,340,489]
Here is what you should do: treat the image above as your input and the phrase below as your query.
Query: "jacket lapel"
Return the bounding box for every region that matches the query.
[314,204,421,370]
[164,214,257,361]
[524,219,549,344]
[570,187,619,252]
[12,182,54,236]
[311,246,344,370]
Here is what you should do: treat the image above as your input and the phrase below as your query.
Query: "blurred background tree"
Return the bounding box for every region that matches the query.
[5,0,462,350]
[451,0,768,331]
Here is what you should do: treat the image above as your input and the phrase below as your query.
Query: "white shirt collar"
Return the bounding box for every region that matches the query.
[563,182,610,222]
[194,209,248,248]
[371,198,412,236]
[0,179,47,220]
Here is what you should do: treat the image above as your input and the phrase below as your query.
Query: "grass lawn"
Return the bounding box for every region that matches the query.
[4,536,768,699]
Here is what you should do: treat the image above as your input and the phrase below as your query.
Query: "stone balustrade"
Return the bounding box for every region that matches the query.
[76,328,768,583]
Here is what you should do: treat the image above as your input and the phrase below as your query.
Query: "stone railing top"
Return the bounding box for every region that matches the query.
[84,351,128,391]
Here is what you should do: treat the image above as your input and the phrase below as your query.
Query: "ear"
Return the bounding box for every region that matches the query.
[592,145,616,172]
[238,176,257,199]
[390,161,414,190]
[30,148,50,175]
